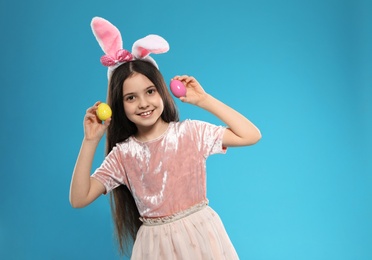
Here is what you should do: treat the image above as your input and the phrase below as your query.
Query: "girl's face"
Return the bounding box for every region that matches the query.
[122,73,165,133]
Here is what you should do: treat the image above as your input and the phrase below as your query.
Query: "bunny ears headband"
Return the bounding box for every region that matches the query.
[91,17,169,79]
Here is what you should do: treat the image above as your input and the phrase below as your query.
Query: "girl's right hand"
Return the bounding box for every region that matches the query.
[83,101,111,142]
[172,75,209,106]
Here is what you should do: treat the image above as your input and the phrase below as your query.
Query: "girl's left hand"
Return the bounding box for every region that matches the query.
[172,75,208,106]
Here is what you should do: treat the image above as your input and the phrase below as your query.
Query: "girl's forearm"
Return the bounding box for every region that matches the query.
[69,139,99,207]
[198,94,261,146]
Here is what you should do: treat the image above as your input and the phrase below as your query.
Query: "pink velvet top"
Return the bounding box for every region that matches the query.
[92,120,227,218]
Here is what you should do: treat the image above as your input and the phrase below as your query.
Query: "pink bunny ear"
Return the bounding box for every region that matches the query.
[91,17,123,58]
[132,35,170,59]
[90,17,169,77]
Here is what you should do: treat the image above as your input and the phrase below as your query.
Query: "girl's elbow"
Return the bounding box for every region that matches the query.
[255,131,262,143]
[247,131,262,145]
[70,198,80,208]
[69,196,87,209]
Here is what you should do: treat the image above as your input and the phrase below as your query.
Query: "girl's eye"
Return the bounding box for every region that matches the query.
[147,88,156,95]
[125,95,135,102]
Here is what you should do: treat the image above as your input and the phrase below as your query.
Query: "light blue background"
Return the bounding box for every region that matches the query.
[1,0,371,259]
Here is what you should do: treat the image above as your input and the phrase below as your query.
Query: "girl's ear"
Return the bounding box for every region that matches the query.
[91,17,123,58]
[132,35,169,60]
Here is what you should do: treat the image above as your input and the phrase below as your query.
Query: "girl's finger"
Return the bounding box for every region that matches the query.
[86,101,102,114]
[174,75,189,81]
[85,113,98,122]
[103,118,111,127]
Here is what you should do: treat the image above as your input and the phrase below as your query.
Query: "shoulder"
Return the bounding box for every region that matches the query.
[110,138,134,153]
[175,119,210,128]
[180,119,221,130]
[170,120,222,139]
[169,119,204,132]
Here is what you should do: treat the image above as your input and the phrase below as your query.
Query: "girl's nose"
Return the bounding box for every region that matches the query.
[138,97,149,108]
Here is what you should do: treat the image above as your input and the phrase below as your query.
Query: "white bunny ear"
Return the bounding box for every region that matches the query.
[91,17,123,58]
[132,35,169,60]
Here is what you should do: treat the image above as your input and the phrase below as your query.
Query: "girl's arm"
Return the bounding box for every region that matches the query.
[174,76,261,147]
[69,102,109,208]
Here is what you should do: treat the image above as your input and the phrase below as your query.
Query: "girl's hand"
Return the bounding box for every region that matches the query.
[83,101,111,142]
[172,75,208,106]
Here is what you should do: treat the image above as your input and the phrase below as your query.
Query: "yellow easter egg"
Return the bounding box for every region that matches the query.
[96,103,112,121]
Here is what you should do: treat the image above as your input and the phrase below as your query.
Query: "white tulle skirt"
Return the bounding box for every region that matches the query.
[131,205,239,260]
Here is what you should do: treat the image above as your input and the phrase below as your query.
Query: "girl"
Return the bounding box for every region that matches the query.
[70,17,261,259]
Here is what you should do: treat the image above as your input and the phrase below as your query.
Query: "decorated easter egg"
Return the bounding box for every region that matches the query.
[170,79,186,98]
[96,103,112,121]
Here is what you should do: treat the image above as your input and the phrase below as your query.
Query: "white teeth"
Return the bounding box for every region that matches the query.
[140,111,152,116]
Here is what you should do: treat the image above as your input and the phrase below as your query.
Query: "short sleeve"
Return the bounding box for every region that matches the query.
[189,120,227,157]
[91,146,126,194]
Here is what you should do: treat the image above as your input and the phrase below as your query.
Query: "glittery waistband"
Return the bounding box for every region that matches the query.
[139,200,209,226]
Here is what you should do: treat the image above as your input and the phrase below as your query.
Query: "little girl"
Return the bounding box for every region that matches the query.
[70,17,261,259]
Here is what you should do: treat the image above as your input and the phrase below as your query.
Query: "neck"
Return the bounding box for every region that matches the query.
[135,120,169,142]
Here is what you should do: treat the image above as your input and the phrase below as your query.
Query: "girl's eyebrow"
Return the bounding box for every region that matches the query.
[123,85,156,97]
[123,92,135,98]
[145,85,156,90]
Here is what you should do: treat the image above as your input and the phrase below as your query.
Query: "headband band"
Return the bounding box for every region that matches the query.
[91,17,169,79]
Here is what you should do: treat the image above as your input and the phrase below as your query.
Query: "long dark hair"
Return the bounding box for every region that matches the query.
[105,60,179,256]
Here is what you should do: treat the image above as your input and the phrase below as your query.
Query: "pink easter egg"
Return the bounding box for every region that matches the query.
[170,79,186,98]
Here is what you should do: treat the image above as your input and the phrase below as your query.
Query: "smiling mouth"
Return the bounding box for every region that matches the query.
[138,110,153,117]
